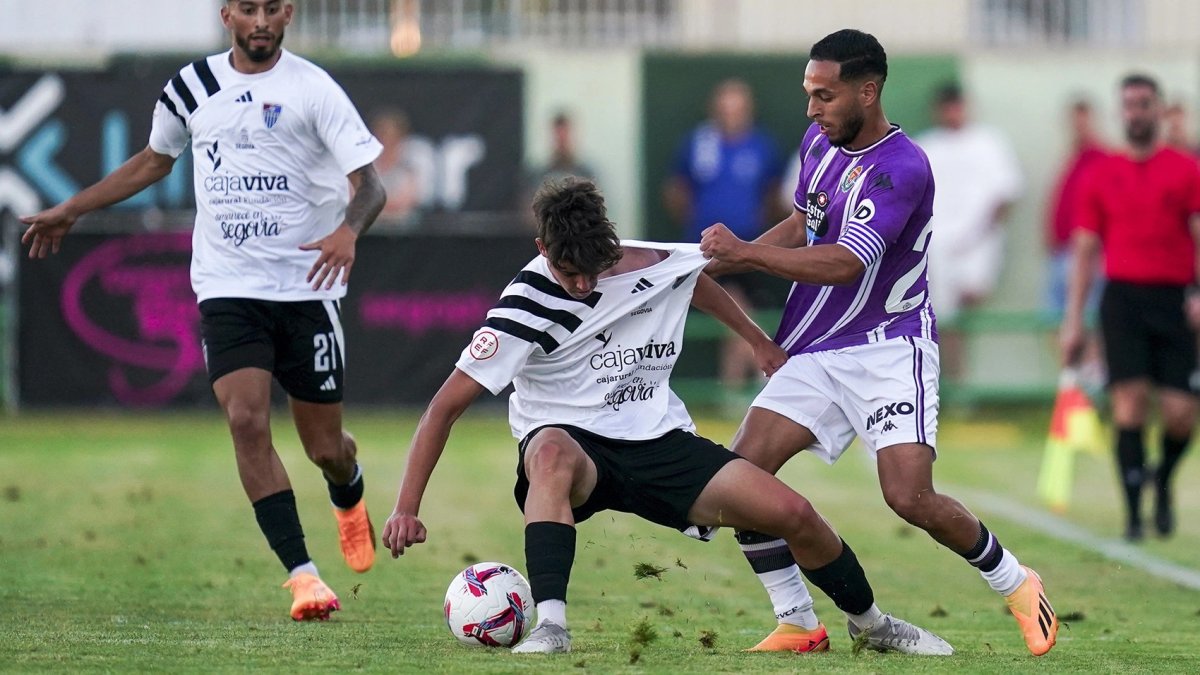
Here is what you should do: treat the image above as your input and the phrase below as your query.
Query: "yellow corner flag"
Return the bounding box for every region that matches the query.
[1037,369,1105,512]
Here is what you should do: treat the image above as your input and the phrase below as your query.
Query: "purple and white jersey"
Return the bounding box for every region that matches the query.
[780,123,937,355]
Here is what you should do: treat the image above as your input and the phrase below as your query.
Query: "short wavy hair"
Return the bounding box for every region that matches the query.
[531,177,623,275]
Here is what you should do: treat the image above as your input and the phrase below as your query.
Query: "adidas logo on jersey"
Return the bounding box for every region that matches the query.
[319,376,337,392]
[631,278,655,293]
[235,91,253,103]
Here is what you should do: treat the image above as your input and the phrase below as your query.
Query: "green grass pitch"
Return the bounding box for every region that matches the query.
[3,407,1200,672]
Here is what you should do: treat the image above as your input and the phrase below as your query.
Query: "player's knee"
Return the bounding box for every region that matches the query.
[775,492,823,538]
[881,487,933,524]
[523,439,580,484]
[225,405,270,445]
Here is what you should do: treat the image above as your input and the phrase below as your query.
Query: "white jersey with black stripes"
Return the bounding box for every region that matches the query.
[149,49,382,302]
[456,241,710,441]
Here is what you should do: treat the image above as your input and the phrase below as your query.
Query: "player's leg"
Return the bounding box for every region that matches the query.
[202,298,335,620]
[724,355,858,647]
[276,300,375,574]
[1147,291,1199,537]
[1100,281,1155,540]
[510,426,600,654]
[689,454,952,655]
[876,442,1056,655]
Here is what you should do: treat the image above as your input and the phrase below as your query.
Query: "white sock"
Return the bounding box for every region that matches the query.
[846,603,884,631]
[289,561,319,578]
[535,599,566,629]
[982,550,1027,597]
[759,566,819,630]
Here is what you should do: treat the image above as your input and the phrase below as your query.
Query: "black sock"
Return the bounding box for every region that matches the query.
[1158,434,1191,493]
[799,539,874,616]
[1116,427,1146,525]
[525,521,575,604]
[325,463,364,509]
[962,521,1005,572]
[734,529,797,573]
[252,490,311,572]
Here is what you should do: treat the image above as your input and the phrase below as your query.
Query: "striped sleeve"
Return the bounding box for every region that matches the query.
[149,57,223,157]
[836,162,926,267]
[455,268,597,395]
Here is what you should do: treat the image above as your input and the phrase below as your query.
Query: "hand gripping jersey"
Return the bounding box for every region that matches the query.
[782,123,938,355]
[149,49,383,302]
[456,242,710,441]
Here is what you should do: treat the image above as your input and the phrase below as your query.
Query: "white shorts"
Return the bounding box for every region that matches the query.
[751,336,940,464]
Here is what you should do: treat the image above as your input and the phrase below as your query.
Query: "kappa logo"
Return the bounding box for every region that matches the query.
[631,277,655,294]
[882,420,898,432]
[865,401,915,430]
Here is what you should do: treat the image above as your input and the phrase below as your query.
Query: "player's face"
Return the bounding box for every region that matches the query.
[548,259,599,299]
[804,60,866,148]
[223,0,292,63]
[1121,84,1161,147]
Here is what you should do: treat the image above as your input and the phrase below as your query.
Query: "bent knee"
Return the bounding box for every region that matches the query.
[882,488,934,524]
[523,435,584,479]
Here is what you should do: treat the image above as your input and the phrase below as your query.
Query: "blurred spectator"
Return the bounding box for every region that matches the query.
[1164,101,1200,156]
[370,109,423,230]
[1045,98,1108,391]
[663,79,784,400]
[1060,74,1200,542]
[1046,98,1108,318]
[522,111,596,229]
[916,83,1023,382]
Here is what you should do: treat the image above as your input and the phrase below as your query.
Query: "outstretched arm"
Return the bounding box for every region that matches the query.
[691,273,787,377]
[300,163,387,290]
[20,145,176,258]
[702,218,865,286]
[382,367,485,557]
[704,210,810,278]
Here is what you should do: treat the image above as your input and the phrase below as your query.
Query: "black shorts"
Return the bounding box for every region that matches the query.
[1100,281,1197,392]
[199,298,346,403]
[513,425,739,531]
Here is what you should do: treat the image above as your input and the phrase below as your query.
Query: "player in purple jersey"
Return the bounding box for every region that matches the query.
[699,29,1058,657]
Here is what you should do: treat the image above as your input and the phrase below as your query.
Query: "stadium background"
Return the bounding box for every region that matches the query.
[0,0,1199,409]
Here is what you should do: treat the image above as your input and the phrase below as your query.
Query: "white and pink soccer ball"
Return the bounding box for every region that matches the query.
[444,562,534,648]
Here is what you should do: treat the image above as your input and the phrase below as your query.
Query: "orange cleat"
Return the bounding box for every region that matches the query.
[1005,566,1058,656]
[283,573,341,621]
[334,500,376,573]
[745,623,831,653]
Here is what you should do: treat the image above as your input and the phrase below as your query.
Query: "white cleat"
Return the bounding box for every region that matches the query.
[511,621,572,654]
[847,614,954,655]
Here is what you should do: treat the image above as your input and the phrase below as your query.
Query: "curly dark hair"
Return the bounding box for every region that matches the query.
[531,177,623,275]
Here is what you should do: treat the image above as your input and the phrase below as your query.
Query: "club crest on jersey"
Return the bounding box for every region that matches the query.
[805,191,830,239]
[840,165,863,192]
[262,103,282,129]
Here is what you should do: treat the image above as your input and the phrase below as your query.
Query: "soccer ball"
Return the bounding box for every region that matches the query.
[444,562,534,648]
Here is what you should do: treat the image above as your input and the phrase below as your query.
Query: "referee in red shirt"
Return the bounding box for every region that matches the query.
[1061,73,1200,541]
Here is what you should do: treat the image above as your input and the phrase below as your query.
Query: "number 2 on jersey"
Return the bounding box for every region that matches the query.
[884,219,933,314]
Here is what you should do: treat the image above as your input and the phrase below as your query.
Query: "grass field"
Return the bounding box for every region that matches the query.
[4,406,1200,673]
